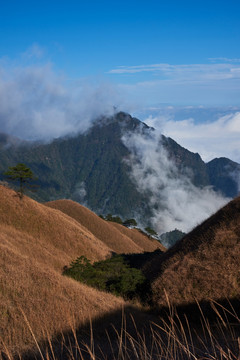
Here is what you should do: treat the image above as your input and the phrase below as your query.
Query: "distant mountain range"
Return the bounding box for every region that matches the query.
[0,111,239,230]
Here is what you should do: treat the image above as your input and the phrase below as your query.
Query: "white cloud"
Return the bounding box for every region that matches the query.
[209,58,240,63]
[115,71,240,107]
[122,130,229,234]
[73,181,88,206]
[0,62,126,141]
[144,112,240,163]
[110,62,240,106]
[21,44,45,59]
[109,63,240,81]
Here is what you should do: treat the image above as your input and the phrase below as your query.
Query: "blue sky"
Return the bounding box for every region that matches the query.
[1,0,240,92]
[0,0,239,161]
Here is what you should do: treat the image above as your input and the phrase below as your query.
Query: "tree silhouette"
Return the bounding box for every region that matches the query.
[4,163,36,199]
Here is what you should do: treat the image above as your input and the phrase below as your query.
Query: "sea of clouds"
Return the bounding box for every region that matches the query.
[143,110,240,164]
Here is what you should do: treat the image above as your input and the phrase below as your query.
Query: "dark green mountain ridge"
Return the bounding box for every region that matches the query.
[0,111,239,229]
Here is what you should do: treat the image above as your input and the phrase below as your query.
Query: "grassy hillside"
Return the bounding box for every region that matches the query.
[0,238,124,354]
[144,196,240,307]
[1,185,240,359]
[46,199,145,254]
[0,186,126,354]
[109,221,165,252]
[0,186,111,267]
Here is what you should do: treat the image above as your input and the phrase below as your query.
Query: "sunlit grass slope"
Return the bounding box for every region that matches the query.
[146,196,240,307]
[0,186,111,268]
[0,186,124,353]
[110,222,165,252]
[46,199,149,254]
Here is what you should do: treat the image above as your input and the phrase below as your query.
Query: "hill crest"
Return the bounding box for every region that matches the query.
[0,185,128,353]
[144,196,240,307]
[45,199,164,253]
[0,185,112,267]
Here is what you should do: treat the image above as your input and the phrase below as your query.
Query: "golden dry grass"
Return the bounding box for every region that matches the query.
[0,232,124,354]
[46,199,148,254]
[0,186,125,354]
[110,222,165,252]
[146,196,240,307]
[1,186,240,359]
[0,186,111,268]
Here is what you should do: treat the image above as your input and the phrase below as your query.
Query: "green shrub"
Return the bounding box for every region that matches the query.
[105,214,123,224]
[123,218,137,227]
[63,255,148,300]
[144,226,158,237]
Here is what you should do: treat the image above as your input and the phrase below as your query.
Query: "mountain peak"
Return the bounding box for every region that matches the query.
[0,110,239,231]
[114,111,153,130]
[91,111,152,134]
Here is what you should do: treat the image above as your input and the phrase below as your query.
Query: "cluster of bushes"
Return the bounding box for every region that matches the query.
[63,255,150,301]
[134,227,158,239]
[99,213,159,240]
[144,226,158,237]
[99,214,137,227]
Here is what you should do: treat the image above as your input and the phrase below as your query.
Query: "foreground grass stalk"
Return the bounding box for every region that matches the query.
[19,308,45,360]
[2,298,240,359]
[0,338,14,360]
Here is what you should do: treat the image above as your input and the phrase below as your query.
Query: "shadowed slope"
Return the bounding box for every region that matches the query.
[144,196,240,307]
[0,227,124,354]
[46,199,145,254]
[0,186,125,354]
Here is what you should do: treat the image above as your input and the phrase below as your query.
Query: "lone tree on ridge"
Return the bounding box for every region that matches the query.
[4,163,36,199]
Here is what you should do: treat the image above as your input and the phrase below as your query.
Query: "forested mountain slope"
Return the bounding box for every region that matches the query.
[0,112,239,227]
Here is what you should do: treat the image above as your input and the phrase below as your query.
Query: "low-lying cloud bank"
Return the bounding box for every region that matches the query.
[144,111,240,164]
[122,130,229,234]
[0,63,125,141]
